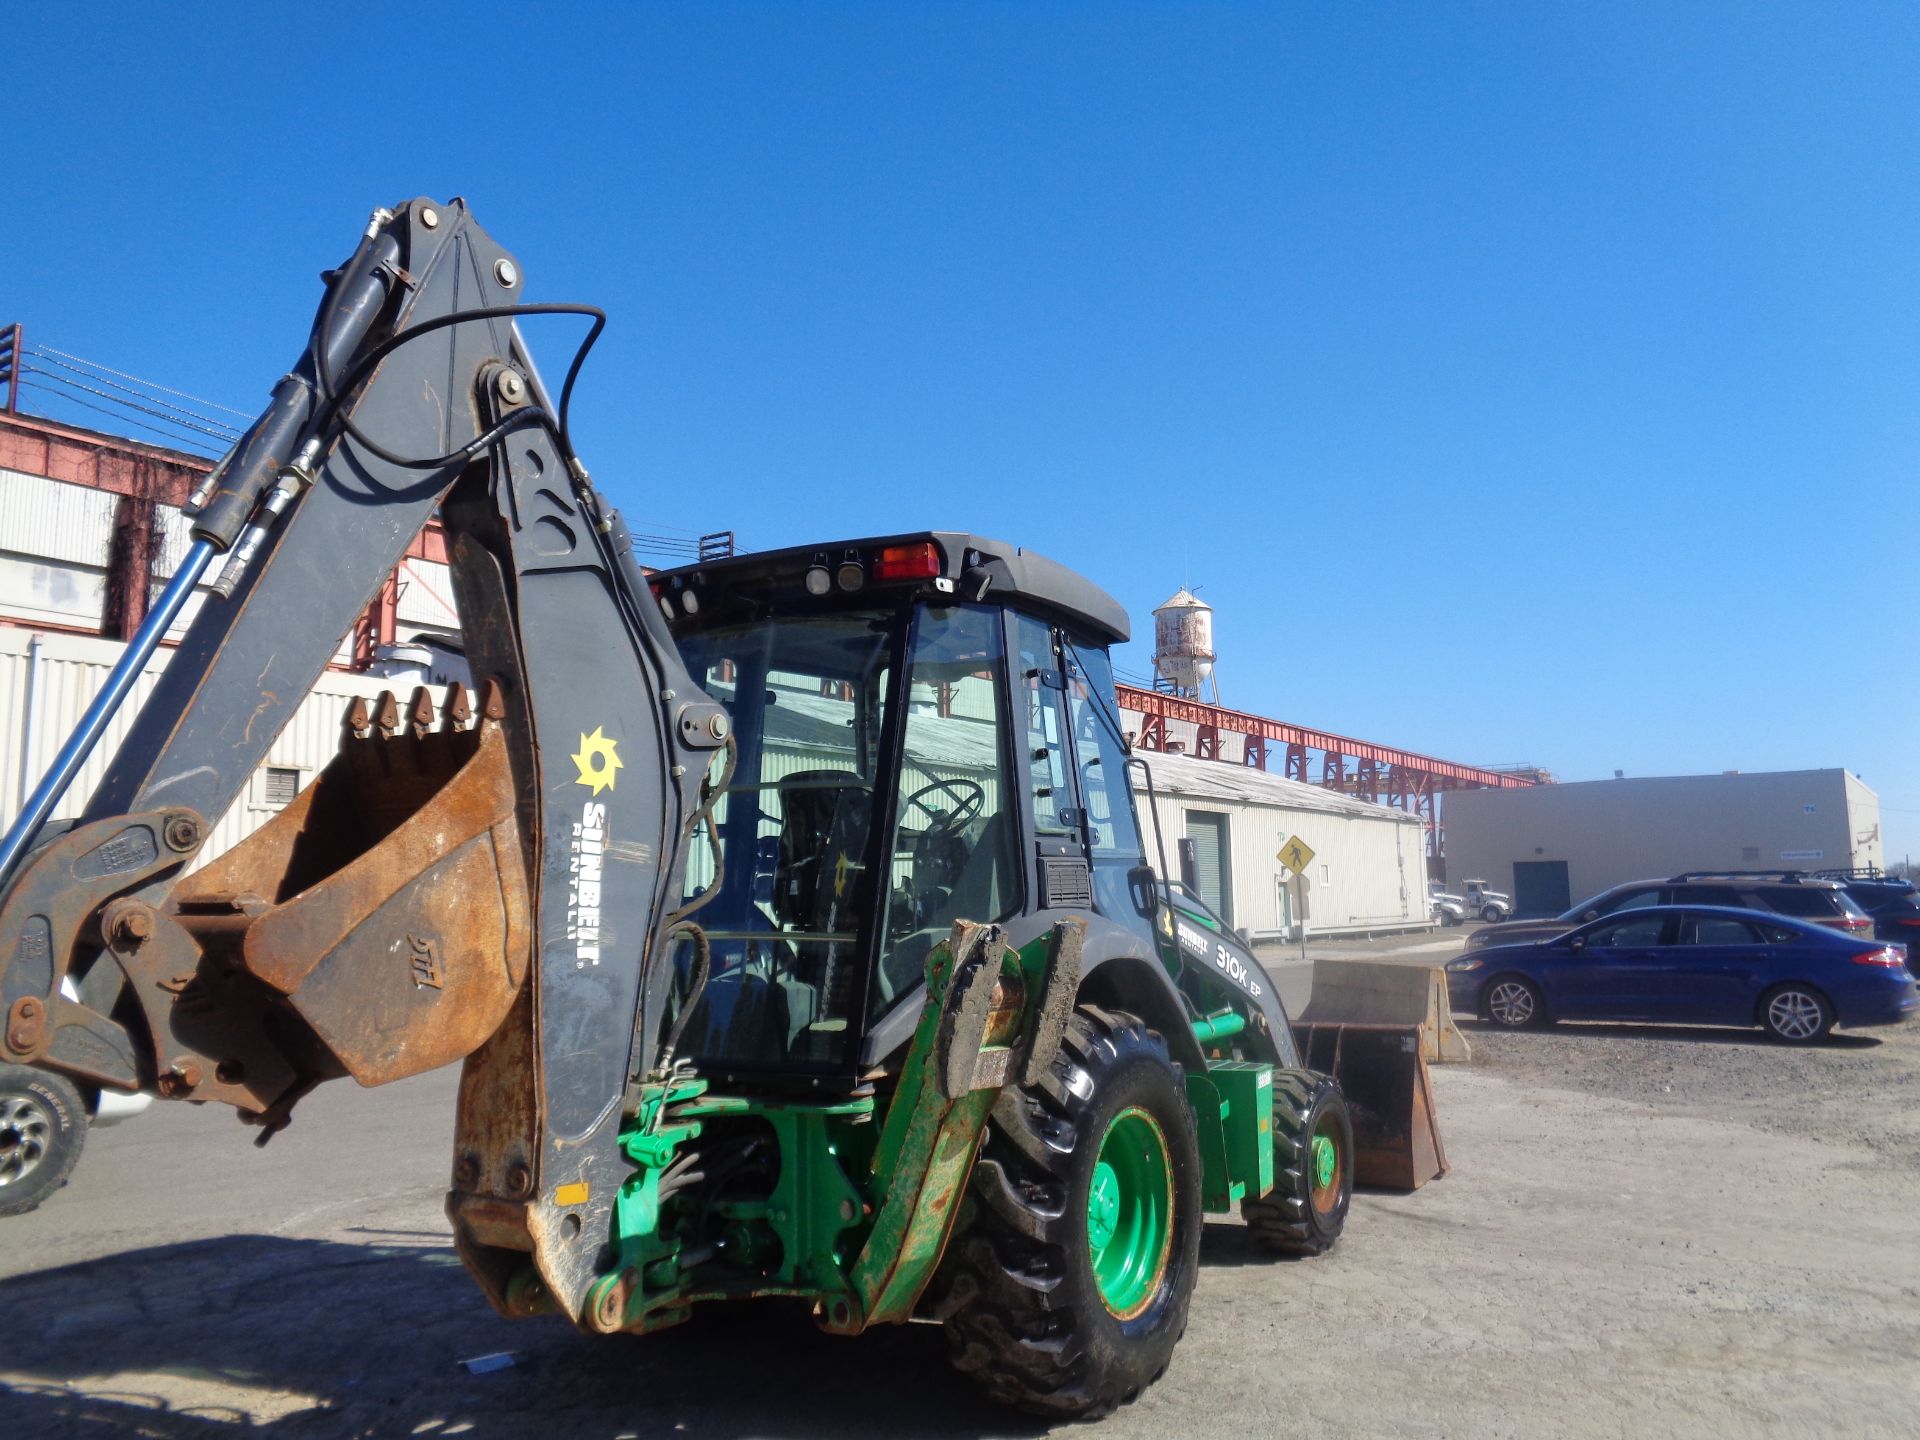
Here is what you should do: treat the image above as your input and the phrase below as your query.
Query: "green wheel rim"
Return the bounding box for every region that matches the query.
[1088,1106,1174,1319]
[1309,1119,1342,1214]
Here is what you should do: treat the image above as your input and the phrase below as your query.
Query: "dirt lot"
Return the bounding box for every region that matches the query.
[2,950,1917,1438]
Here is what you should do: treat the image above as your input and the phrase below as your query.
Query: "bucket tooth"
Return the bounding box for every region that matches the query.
[409,686,437,740]
[374,690,400,738]
[344,695,371,740]
[478,677,507,728]
[441,681,472,733]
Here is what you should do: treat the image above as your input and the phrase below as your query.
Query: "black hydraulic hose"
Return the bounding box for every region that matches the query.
[666,732,738,929]
[312,300,605,474]
[658,921,712,1064]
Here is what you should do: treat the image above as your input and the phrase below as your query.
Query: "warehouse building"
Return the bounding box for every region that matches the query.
[0,410,463,674]
[0,409,463,861]
[1135,750,1430,940]
[1441,769,1884,917]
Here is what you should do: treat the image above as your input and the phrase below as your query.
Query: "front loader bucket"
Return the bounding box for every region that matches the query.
[1290,1021,1448,1191]
[1298,959,1471,1063]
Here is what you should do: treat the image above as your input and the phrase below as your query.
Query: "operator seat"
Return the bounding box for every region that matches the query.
[773,770,872,938]
[943,808,1012,925]
[876,809,1015,1005]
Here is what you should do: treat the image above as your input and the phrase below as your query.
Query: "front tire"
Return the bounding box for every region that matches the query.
[1481,906,1503,924]
[1761,985,1833,1044]
[0,1063,87,1216]
[1484,976,1547,1029]
[1241,1070,1353,1256]
[939,1007,1202,1420]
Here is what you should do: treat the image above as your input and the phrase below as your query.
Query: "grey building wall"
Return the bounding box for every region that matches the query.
[1442,770,1882,916]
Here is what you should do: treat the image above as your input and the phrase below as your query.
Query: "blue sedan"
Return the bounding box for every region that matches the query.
[1446,905,1918,1043]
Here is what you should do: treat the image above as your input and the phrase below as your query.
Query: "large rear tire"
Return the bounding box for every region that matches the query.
[0,1063,87,1217]
[1241,1069,1353,1256]
[938,1007,1202,1420]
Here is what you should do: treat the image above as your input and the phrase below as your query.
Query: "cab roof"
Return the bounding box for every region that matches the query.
[652,530,1130,645]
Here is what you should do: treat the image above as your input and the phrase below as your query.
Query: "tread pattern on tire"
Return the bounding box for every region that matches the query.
[936,1006,1193,1421]
[1239,1067,1345,1256]
[0,1063,87,1218]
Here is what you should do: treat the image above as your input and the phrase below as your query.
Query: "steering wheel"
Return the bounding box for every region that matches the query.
[902,777,986,835]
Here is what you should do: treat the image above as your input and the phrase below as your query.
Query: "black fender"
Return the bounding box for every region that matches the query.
[1009,913,1301,1072]
[860,910,1302,1074]
[1069,919,1208,1074]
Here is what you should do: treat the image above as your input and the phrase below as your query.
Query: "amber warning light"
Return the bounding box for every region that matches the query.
[873,542,944,581]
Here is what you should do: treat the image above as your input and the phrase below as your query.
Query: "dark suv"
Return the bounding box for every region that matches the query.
[1816,870,1920,950]
[1462,871,1874,953]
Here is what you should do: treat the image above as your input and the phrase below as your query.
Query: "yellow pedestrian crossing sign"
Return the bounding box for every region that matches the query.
[1277,836,1316,875]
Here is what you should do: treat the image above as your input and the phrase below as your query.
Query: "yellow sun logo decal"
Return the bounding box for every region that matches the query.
[571,727,624,795]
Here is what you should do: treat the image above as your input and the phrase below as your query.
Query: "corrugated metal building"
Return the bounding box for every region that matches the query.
[1442,769,1884,917]
[0,415,462,668]
[0,627,452,864]
[0,412,467,861]
[1134,751,1429,939]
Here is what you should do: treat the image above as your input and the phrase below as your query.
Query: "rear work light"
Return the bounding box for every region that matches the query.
[872,541,944,582]
[1851,947,1907,968]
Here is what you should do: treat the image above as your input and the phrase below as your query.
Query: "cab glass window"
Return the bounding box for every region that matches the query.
[872,604,1021,1014]
[1064,640,1149,925]
[1017,617,1076,840]
[667,612,897,1072]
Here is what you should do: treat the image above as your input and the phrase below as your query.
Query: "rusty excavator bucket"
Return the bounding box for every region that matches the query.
[95,681,530,1134]
[1293,959,1457,1191]
[1298,958,1471,1064]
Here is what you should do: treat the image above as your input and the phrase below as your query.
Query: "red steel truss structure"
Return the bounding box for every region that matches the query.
[1115,684,1537,833]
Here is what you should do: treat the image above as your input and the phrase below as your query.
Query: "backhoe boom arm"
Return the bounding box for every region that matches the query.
[0,198,726,1322]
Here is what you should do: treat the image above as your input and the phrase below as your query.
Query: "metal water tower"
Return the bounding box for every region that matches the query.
[1151,587,1219,701]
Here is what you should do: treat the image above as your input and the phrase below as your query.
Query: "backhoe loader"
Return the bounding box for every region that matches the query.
[0,199,1358,1419]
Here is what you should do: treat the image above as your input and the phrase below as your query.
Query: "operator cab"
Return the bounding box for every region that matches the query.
[654,533,1145,1084]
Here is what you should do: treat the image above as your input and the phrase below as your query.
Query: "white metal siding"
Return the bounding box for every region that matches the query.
[0,627,452,867]
[1135,752,1427,938]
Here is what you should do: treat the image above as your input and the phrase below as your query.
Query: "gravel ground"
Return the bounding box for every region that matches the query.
[2,973,1917,1438]
[1473,1013,1920,1172]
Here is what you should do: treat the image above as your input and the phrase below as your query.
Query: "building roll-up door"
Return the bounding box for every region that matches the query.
[1185,810,1233,927]
[1512,860,1571,918]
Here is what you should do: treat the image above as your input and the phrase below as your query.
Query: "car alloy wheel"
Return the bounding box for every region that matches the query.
[1765,988,1828,1042]
[1487,980,1537,1027]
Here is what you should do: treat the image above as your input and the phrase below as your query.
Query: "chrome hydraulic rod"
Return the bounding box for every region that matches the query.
[0,538,218,889]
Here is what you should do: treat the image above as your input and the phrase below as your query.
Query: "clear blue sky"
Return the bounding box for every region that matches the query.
[10,3,1917,855]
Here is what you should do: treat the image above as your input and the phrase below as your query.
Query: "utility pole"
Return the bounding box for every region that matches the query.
[0,324,21,413]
